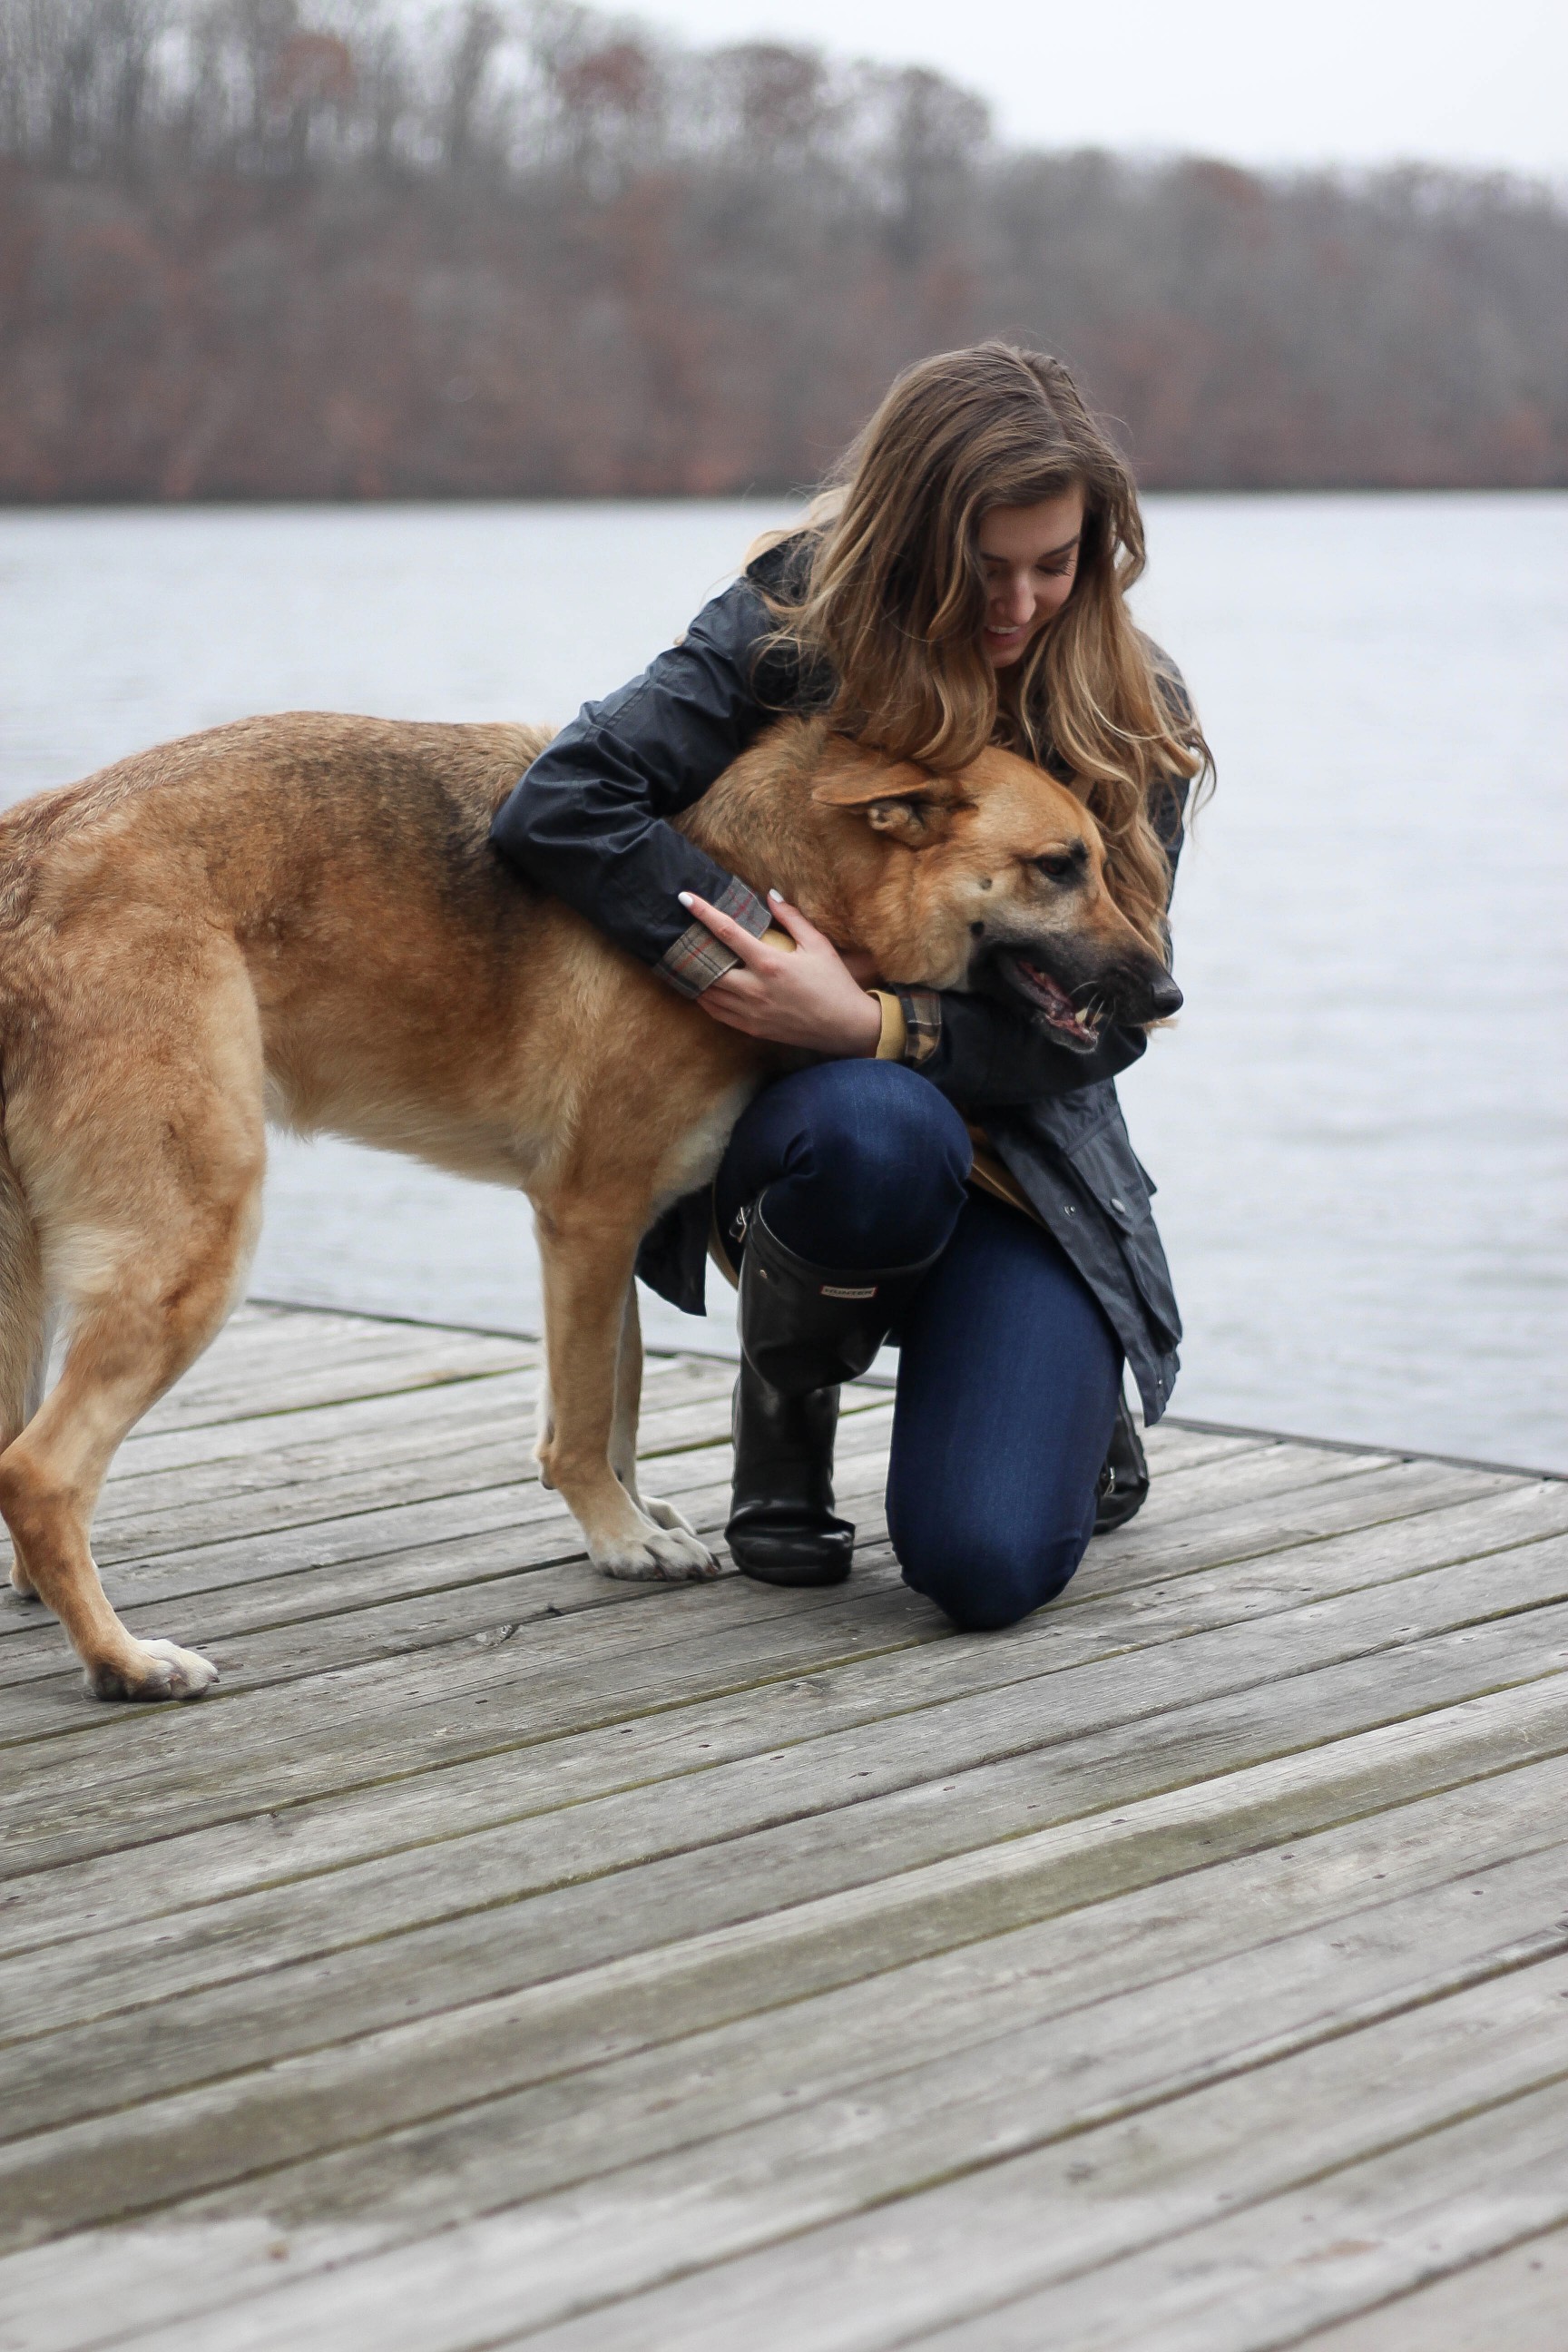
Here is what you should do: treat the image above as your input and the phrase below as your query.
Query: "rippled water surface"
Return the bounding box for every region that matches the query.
[1,495,1563,1467]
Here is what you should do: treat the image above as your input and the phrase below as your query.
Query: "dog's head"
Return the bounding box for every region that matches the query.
[811,738,1181,1051]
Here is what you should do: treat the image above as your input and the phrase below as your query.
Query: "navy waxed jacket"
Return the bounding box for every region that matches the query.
[489,536,1191,1419]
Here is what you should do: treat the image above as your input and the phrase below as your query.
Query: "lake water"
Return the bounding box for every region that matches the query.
[1,495,1563,1470]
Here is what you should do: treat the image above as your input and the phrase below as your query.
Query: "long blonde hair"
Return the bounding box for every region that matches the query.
[760,341,1211,957]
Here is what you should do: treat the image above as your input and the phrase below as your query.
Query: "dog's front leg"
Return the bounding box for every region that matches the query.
[533,1197,718,1583]
[608,1283,701,1541]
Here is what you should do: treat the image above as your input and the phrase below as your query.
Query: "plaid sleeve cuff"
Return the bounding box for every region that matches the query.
[653,877,771,998]
[895,986,942,1066]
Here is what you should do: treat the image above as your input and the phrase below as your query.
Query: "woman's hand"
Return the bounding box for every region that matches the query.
[679,889,883,1055]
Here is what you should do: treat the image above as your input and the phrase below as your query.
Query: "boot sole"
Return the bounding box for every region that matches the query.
[734,1554,854,1588]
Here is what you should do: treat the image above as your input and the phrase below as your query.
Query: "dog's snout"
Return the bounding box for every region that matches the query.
[1146,970,1183,1020]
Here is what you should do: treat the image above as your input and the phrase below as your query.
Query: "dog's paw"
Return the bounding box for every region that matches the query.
[639,1494,700,1537]
[86,1638,220,1703]
[595,1523,720,1583]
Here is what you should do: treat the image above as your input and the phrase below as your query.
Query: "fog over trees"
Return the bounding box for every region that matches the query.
[2,0,1564,498]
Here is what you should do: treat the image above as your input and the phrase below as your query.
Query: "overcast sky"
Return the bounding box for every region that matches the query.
[643,0,1566,180]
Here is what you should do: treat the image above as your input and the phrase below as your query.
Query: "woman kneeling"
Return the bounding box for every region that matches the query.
[492,343,1209,1631]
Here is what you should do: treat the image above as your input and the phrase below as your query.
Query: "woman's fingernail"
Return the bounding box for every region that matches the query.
[678,892,694,907]
[768,887,783,902]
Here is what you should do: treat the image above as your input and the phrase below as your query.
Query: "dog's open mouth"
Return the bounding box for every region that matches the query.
[999,952,1102,1049]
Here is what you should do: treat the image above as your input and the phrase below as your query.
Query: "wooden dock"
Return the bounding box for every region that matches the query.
[1,1299,1566,2350]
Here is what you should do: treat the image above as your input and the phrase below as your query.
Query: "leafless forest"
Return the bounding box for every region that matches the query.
[3,0,1565,499]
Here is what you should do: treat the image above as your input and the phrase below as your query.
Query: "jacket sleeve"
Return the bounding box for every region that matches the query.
[903,760,1193,1113]
[488,569,798,996]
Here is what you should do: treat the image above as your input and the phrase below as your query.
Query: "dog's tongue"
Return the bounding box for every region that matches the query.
[1019,959,1096,1042]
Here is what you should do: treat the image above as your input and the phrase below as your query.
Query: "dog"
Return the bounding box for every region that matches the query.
[0,710,1179,1700]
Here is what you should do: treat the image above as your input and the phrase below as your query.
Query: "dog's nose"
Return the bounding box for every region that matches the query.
[1147,970,1183,1019]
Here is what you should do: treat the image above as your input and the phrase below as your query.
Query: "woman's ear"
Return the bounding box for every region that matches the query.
[809,740,966,843]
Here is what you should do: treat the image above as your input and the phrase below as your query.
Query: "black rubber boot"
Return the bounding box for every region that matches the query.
[1093,1393,1151,1535]
[726,1206,934,1588]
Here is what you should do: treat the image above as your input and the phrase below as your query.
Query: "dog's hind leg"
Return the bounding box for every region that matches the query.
[0,1131,51,1598]
[4,1320,57,1602]
[533,1359,554,1489]
[0,950,266,1699]
[607,1283,700,1541]
[534,1195,716,1583]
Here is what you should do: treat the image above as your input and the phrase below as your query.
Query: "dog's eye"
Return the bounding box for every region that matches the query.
[1033,852,1080,883]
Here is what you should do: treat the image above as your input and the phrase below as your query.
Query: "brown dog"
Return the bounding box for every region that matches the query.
[0,711,1177,1700]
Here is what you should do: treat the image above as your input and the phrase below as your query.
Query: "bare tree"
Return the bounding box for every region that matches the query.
[0,0,1562,496]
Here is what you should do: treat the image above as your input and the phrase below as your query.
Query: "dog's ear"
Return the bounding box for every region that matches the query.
[809,740,966,847]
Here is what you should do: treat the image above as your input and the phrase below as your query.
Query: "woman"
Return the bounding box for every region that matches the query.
[490,342,1210,1632]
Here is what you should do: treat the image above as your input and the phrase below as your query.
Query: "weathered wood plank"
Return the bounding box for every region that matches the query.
[52,1422,1374,1641]
[3,1429,1523,1749]
[0,1383,792,1687]
[6,1786,1567,2345]
[103,1380,538,1531]
[0,1428,1447,1728]
[95,1451,1518,1639]
[105,1375,547,1509]
[5,1476,1567,1954]
[97,1346,719,1488]
[0,1438,902,1730]
[5,1505,1563,1937]
[127,1314,520,1418]
[0,1376,877,1670]
[1288,2227,1568,2351]
[2,1448,1524,1770]
[15,2071,1568,2352]
[0,1431,1329,1722]
[92,1436,1462,1602]
[4,1579,1565,2154]
[107,1452,1550,1667]
[9,1460,1557,1786]
[1,1309,1558,2352]
[130,1302,371,1370]
[98,1376,1234,1519]
[79,1412,1289,1590]
[36,1948,1568,2352]
[497,2001,1568,2352]
[130,1326,537,1436]
[4,1732,1565,2280]
[901,2092,1568,2352]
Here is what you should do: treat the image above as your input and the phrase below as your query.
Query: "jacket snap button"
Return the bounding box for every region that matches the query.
[1063,1203,1075,1215]
[1111,1197,1125,1211]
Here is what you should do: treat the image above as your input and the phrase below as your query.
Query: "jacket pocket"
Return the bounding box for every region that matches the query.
[1062,1120,1155,1238]
[1059,1119,1181,1350]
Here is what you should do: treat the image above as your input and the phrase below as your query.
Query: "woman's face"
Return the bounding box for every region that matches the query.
[975,489,1086,669]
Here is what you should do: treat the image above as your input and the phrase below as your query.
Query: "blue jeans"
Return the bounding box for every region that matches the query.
[715,1061,1122,1632]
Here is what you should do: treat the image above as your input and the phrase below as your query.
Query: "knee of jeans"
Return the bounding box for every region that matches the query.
[897,1514,1090,1633]
[799,1063,971,1259]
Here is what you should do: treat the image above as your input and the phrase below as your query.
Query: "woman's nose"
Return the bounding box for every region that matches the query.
[992,572,1033,626]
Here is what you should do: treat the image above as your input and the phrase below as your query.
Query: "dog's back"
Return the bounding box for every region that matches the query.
[0,715,616,1165]
[0,711,552,943]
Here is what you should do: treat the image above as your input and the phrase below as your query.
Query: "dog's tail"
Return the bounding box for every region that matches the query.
[0,1121,47,1452]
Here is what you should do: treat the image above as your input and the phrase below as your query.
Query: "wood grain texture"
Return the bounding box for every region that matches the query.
[1287,2224,1568,2351]
[0,1305,1562,2352]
